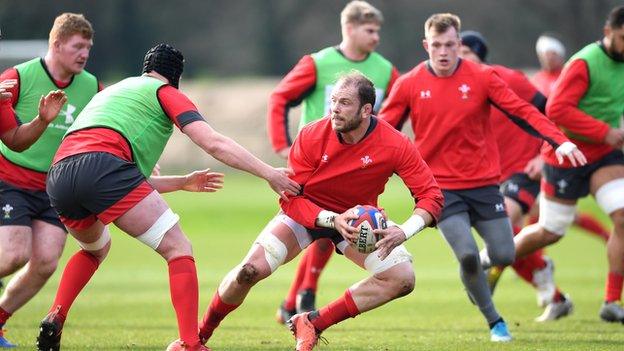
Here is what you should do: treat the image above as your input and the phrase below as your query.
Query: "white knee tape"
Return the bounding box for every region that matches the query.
[364,245,412,275]
[136,209,180,249]
[77,230,111,251]
[538,194,576,236]
[595,178,624,214]
[256,230,288,272]
[274,213,312,249]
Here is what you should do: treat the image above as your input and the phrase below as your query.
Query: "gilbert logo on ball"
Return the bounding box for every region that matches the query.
[349,205,386,253]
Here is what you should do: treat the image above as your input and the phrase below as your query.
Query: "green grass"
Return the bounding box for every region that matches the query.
[5,174,624,350]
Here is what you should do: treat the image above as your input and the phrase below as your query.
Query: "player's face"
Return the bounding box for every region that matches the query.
[538,50,564,71]
[330,84,363,133]
[55,34,93,75]
[423,27,460,76]
[605,25,624,60]
[350,22,381,54]
[459,45,481,63]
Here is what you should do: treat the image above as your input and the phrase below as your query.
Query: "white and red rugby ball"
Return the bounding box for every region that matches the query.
[349,205,387,253]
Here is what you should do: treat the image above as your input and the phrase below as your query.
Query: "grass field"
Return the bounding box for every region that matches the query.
[4,174,624,350]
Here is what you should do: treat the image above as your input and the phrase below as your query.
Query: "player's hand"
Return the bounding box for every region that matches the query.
[604,128,624,148]
[523,156,544,180]
[268,167,301,201]
[555,141,587,167]
[0,79,17,100]
[37,90,67,123]
[334,207,359,243]
[151,163,161,176]
[181,169,224,192]
[373,225,406,260]
[277,146,290,160]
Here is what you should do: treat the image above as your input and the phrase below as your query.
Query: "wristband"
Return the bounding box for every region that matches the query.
[317,210,338,229]
[398,215,426,240]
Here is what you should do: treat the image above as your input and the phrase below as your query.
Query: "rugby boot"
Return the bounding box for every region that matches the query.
[535,295,574,322]
[296,289,316,313]
[276,301,296,325]
[287,312,323,351]
[36,305,64,351]
[599,301,624,323]
[167,339,212,351]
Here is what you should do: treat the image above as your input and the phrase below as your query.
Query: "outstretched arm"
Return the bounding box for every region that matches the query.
[148,168,224,194]
[0,90,66,152]
[182,120,300,199]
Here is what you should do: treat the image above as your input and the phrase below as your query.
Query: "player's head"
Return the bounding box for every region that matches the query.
[603,6,624,60]
[535,34,565,71]
[341,1,383,54]
[329,71,375,133]
[48,13,94,75]
[142,43,184,88]
[423,13,461,76]
[459,30,488,63]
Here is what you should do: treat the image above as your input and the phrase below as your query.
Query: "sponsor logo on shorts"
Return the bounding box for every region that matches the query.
[507,182,519,193]
[2,204,13,219]
[557,179,568,194]
[494,203,505,212]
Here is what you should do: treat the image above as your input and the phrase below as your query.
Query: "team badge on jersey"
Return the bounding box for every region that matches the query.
[2,204,13,219]
[361,155,373,168]
[420,90,431,99]
[321,154,329,163]
[459,84,471,99]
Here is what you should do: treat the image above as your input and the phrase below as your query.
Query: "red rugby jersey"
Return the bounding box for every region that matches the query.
[267,54,400,152]
[380,59,568,190]
[532,68,561,98]
[490,65,544,180]
[543,59,613,167]
[0,99,19,135]
[279,117,443,229]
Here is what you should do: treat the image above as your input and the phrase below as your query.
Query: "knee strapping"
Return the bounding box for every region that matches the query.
[255,230,287,272]
[76,230,111,251]
[538,194,576,236]
[136,209,180,249]
[363,245,412,275]
[595,178,624,214]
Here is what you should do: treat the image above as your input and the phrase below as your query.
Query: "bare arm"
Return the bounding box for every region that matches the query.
[148,168,224,194]
[1,90,66,152]
[182,120,300,199]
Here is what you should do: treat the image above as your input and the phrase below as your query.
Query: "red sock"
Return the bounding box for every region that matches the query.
[199,292,240,342]
[0,307,11,325]
[50,250,100,322]
[168,256,199,346]
[284,250,310,311]
[552,288,565,303]
[575,213,610,242]
[511,250,546,285]
[301,239,334,292]
[605,271,624,302]
[309,289,360,332]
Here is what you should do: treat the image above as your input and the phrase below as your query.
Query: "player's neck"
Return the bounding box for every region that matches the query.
[339,42,369,61]
[340,118,371,144]
[43,54,73,83]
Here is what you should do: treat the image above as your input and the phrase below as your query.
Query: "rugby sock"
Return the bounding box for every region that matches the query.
[0,307,11,325]
[575,213,610,242]
[552,289,565,303]
[301,239,335,292]
[199,292,240,341]
[284,251,309,311]
[605,271,624,302]
[511,250,546,284]
[308,289,359,332]
[168,256,200,346]
[50,250,100,322]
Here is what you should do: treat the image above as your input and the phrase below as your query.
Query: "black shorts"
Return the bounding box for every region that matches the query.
[0,180,65,230]
[440,185,508,223]
[47,152,153,230]
[542,149,624,200]
[500,173,540,214]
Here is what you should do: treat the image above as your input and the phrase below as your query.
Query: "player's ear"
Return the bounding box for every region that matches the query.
[360,103,373,117]
[422,38,429,51]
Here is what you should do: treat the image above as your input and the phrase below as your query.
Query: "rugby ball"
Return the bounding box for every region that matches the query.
[349,205,386,253]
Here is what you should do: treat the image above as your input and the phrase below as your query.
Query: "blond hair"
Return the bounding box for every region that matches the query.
[424,13,461,37]
[341,1,383,26]
[49,13,93,44]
